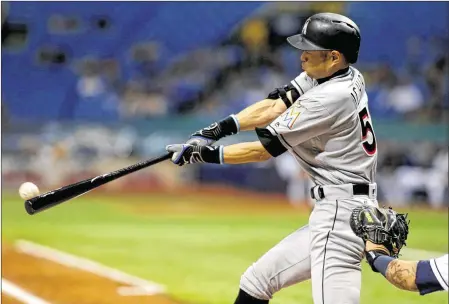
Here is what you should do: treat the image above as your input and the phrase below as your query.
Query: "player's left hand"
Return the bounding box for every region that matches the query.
[165,144,223,166]
[186,115,239,146]
[186,123,220,146]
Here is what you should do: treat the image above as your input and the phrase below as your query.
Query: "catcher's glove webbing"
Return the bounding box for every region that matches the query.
[350,205,410,258]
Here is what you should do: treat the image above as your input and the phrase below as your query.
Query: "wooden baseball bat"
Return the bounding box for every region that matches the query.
[24,153,172,215]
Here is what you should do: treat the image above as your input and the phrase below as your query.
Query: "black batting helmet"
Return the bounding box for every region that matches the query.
[287,13,361,64]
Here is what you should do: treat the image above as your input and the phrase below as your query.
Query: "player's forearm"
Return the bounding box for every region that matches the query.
[385,260,419,291]
[366,241,418,291]
[223,141,271,164]
[236,98,286,131]
[188,98,287,145]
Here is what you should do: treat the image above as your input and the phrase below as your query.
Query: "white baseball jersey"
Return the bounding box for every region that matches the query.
[290,70,318,95]
[258,66,377,186]
[430,254,449,291]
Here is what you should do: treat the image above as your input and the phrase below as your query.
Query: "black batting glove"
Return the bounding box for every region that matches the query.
[165,144,223,166]
[187,115,239,146]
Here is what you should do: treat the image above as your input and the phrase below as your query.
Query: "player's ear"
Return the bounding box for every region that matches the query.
[330,50,341,63]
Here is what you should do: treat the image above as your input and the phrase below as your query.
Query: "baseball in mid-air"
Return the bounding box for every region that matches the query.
[18,182,40,200]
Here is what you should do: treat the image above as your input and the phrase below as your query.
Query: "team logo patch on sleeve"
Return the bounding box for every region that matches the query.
[281,106,302,129]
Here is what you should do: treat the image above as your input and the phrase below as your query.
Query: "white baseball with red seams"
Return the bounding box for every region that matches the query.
[18,182,40,200]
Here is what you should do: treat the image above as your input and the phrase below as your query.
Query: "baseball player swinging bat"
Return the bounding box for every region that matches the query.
[24,152,172,215]
[164,12,378,304]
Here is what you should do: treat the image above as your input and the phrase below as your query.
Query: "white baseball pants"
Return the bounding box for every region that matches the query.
[240,183,378,304]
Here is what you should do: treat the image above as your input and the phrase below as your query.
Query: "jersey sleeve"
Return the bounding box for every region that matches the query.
[256,98,335,157]
[430,254,449,291]
[290,72,317,96]
[416,260,445,295]
[267,72,316,110]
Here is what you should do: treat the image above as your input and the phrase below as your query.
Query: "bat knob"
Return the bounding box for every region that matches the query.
[24,200,36,215]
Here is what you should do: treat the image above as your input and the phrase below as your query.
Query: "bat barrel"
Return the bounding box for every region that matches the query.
[24,196,69,215]
[25,186,92,215]
[23,153,172,215]
[24,200,36,215]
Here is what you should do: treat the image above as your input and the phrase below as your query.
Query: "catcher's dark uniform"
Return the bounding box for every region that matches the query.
[417,254,448,294]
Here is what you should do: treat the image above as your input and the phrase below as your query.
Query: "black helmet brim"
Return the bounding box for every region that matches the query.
[287,34,331,51]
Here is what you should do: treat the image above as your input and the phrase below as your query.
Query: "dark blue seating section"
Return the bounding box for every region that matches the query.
[2,2,447,121]
[2,2,263,120]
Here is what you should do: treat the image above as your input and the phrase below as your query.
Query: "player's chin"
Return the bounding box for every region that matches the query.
[304,69,322,79]
[302,69,314,78]
[301,65,312,75]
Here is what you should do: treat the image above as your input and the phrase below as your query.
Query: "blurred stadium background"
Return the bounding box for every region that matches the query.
[1,2,448,304]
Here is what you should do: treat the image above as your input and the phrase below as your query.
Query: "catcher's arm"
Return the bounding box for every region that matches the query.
[386,259,419,291]
[366,242,446,295]
[366,241,418,292]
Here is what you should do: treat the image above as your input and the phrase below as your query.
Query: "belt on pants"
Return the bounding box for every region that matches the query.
[310,183,377,200]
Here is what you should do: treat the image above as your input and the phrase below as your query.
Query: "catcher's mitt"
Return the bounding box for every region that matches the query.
[350,205,409,258]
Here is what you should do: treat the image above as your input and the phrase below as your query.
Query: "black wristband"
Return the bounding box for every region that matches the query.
[196,145,223,164]
[217,115,239,137]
